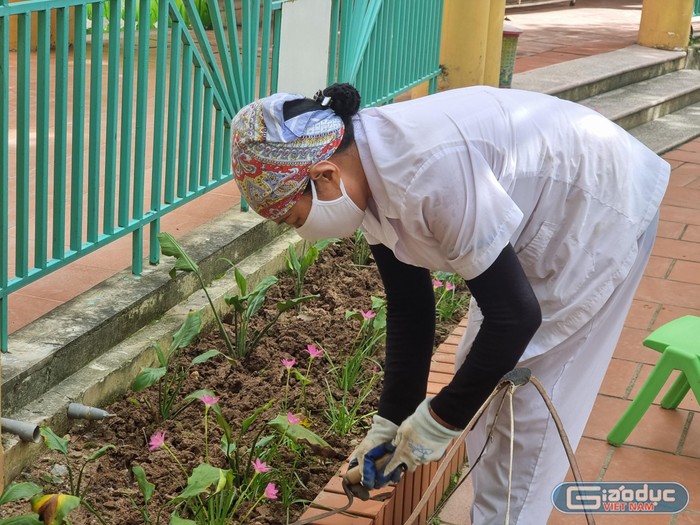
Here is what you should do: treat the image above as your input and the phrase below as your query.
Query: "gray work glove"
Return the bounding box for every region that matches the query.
[385,398,463,474]
[350,414,400,488]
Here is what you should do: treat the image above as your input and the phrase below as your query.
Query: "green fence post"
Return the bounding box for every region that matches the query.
[1,0,8,352]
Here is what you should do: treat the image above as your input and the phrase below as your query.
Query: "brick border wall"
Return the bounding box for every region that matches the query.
[298,318,469,525]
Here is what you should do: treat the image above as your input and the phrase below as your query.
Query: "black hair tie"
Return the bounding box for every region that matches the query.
[313,89,333,108]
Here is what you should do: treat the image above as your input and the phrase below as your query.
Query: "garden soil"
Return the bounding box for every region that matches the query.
[0,240,467,524]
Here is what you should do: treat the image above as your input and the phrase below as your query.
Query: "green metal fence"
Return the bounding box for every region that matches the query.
[0,0,444,352]
[0,0,284,351]
[694,0,699,18]
[329,0,444,106]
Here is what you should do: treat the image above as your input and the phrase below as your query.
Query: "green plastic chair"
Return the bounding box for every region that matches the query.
[607,315,700,447]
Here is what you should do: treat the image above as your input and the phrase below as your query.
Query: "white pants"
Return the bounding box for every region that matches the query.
[456,216,659,525]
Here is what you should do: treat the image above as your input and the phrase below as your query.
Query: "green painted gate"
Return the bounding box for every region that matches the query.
[0,0,444,352]
[329,0,444,107]
[0,0,284,351]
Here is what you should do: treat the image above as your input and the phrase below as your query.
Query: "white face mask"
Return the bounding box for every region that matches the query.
[295,178,366,241]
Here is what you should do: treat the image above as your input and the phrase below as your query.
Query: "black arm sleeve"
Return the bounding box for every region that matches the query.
[430,243,542,429]
[370,243,436,426]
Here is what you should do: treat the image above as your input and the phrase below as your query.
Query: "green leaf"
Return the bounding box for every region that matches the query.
[154,343,167,368]
[292,369,310,385]
[240,399,274,435]
[158,232,200,274]
[131,367,167,393]
[169,513,196,525]
[220,434,235,458]
[245,276,278,318]
[224,294,246,313]
[286,244,301,274]
[149,0,158,28]
[191,349,221,365]
[268,415,331,449]
[85,445,116,463]
[0,483,42,505]
[0,515,43,525]
[175,464,226,500]
[276,294,319,313]
[370,296,386,309]
[301,245,319,269]
[183,389,215,403]
[344,310,361,320]
[132,466,155,504]
[40,428,68,455]
[171,311,201,351]
[215,410,233,441]
[314,238,339,251]
[234,267,247,297]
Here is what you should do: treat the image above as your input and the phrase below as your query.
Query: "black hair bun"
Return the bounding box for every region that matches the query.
[323,83,361,119]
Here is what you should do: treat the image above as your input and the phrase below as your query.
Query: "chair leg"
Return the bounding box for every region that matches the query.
[683,359,700,407]
[607,360,672,447]
[660,373,690,409]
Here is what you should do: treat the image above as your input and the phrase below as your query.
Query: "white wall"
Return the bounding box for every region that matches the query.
[276,0,332,97]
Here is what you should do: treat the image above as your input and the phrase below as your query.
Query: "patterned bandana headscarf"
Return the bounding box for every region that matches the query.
[231,93,344,219]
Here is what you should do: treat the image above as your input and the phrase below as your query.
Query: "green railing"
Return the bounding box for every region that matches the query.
[694,0,699,17]
[329,0,444,106]
[0,0,284,351]
[0,0,444,352]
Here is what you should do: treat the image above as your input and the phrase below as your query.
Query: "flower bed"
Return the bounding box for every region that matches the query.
[0,238,469,525]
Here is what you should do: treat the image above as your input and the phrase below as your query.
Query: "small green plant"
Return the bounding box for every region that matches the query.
[432,272,469,323]
[267,412,331,452]
[285,238,338,299]
[137,398,334,524]
[345,296,388,360]
[296,344,324,412]
[169,463,276,525]
[223,266,317,359]
[39,427,112,524]
[351,230,371,266]
[129,465,155,525]
[131,311,221,421]
[273,465,309,525]
[159,232,236,355]
[40,428,115,500]
[145,422,278,525]
[325,345,369,393]
[323,372,379,436]
[0,482,43,525]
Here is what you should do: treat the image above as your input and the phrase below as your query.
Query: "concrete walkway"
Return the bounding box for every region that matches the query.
[436,2,700,524]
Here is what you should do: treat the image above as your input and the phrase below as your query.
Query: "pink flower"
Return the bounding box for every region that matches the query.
[432,279,443,288]
[252,458,271,473]
[265,482,279,500]
[148,431,166,451]
[201,394,219,406]
[287,412,301,426]
[360,309,376,320]
[446,282,455,292]
[305,344,323,359]
[281,358,296,369]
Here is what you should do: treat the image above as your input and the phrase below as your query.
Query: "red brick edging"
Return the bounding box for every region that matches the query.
[298,318,469,524]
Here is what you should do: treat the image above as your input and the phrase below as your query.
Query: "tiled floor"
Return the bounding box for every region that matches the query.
[5,0,700,523]
[437,2,700,525]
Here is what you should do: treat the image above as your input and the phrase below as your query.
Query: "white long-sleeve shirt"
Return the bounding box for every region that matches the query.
[354,86,669,360]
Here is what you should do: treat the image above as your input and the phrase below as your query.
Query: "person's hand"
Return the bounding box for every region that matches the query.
[384,398,463,474]
[350,415,400,489]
